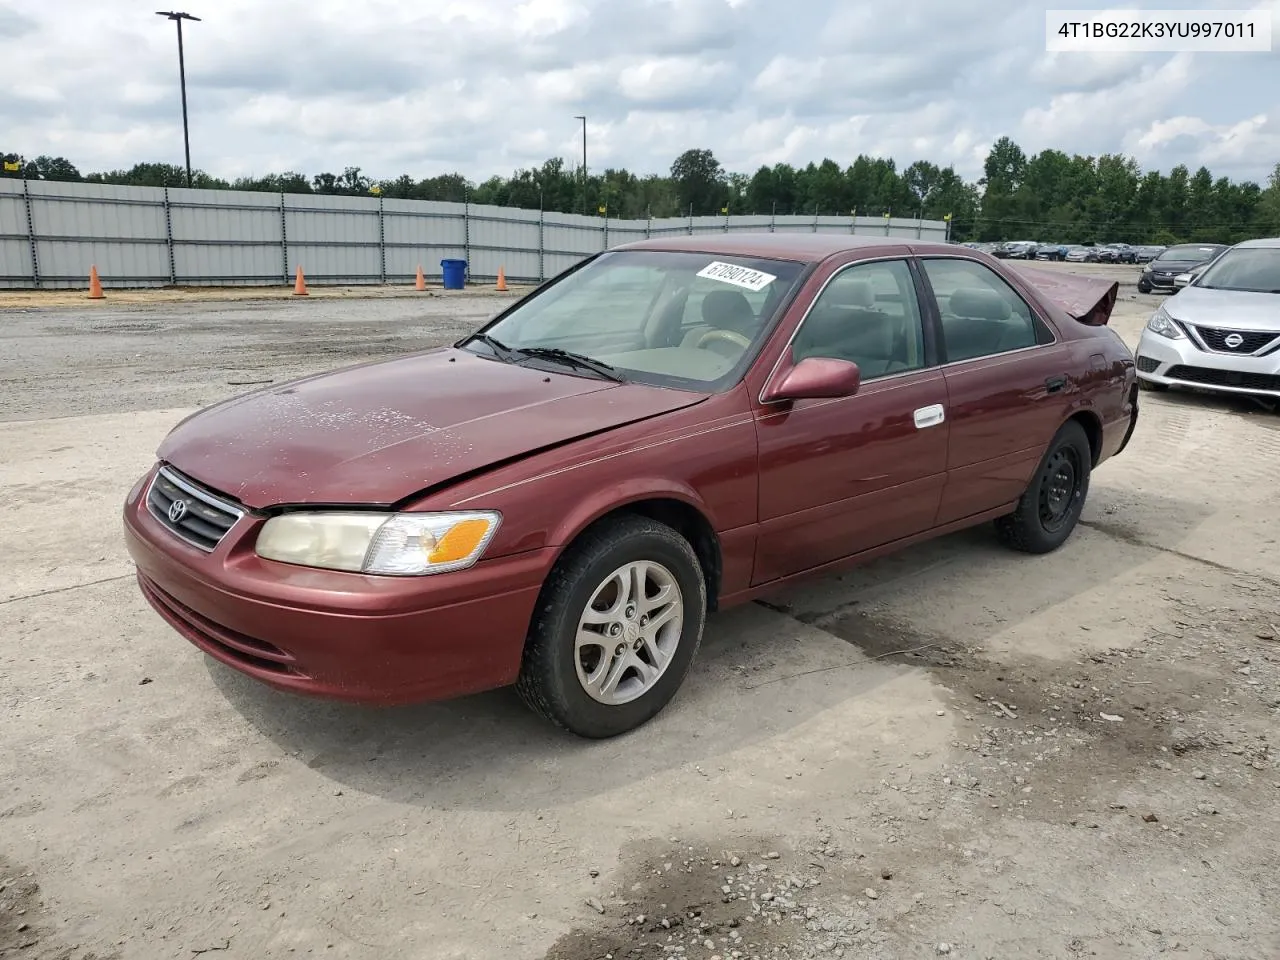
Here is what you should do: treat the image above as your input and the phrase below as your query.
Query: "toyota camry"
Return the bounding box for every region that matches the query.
[124,235,1138,738]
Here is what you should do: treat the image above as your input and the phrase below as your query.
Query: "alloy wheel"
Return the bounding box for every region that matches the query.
[574,560,684,706]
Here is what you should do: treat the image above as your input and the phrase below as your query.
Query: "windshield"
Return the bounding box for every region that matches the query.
[1195,247,1280,293]
[1156,244,1221,263]
[461,249,807,391]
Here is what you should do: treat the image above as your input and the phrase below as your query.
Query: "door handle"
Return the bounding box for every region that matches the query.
[1045,375,1068,394]
[913,404,945,429]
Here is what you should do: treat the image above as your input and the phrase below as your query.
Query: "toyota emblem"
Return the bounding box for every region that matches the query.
[168,499,189,523]
[1223,333,1245,349]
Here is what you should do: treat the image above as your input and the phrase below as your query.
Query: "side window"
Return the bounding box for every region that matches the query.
[791,259,927,379]
[920,258,1047,364]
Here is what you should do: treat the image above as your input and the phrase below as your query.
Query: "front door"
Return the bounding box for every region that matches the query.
[916,256,1075,525]
[752,257,950,584]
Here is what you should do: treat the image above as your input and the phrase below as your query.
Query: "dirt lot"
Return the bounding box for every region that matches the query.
[2,263,1279,960]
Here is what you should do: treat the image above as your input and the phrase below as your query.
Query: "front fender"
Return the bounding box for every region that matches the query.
[547,477,717,547]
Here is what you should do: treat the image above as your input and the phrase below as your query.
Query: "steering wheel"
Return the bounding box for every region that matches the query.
[693,328,751,351]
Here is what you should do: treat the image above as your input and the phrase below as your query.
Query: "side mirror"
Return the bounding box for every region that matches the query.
[761,356,861,403]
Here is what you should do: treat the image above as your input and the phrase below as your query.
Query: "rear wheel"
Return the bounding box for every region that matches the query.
[995,420,1092,554]
[516,515,707,738]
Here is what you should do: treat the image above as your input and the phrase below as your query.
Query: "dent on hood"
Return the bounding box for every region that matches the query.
[153,353,710,510]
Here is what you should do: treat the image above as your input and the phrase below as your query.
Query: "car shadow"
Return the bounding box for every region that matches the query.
[1146,385,1279,420]
[210,481,1213,813]
[207,596,918,813]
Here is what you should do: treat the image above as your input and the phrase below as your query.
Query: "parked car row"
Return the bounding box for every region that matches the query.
[976,241,1167,264]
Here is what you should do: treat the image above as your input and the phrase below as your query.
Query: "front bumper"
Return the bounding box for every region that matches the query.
[1135,329,1280,399]
[1139,272,1180,289]
[122,466,552,705]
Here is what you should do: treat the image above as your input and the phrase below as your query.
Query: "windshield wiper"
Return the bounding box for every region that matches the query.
[512,346,625,382]
[460,333,518,361]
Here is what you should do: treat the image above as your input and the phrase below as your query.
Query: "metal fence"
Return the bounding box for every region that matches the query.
[0,178,951,289]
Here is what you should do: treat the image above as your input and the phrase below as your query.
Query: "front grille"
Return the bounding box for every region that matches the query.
[1136,355,1160,373]
[1164,365,1280,393]
[146,465,244,551]
[1191,325,1280,355]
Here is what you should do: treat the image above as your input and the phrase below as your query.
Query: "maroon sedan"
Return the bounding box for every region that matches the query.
[123,235,1137,738]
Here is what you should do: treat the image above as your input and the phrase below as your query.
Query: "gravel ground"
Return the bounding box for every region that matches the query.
[2,263,1279,960]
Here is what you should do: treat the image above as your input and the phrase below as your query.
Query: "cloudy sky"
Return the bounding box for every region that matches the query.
[2,0,1278,185]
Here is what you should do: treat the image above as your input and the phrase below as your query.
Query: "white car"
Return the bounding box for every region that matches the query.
[1135,238,1280,400]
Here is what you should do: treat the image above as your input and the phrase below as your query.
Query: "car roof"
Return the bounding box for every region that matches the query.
[614,233,957,263]
[1232,237,1280,249]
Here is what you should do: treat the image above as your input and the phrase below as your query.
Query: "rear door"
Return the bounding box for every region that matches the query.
[915,256,1074,525]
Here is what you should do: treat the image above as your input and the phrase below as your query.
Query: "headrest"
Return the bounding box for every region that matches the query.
[828,278,875,308]
[701,288,755,328]
[948,287,1011,321]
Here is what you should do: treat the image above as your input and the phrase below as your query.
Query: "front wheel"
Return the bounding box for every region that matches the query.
[516,515,707,738]
[1137,280,1152,294]
[995,420,1092,554]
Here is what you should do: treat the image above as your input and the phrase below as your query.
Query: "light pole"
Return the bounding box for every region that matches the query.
[156,11,200,187]
[573,115,586,215]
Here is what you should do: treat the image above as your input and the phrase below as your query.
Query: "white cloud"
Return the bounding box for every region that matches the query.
[1029,51,1147,91]
[0,0,1274,185]
[1134,113,1280,172]
[617,57,737,105]
[1020,53,1197,152]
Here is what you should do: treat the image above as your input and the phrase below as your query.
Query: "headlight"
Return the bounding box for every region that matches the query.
[255,510,501,575]
[1145,306,1184,339]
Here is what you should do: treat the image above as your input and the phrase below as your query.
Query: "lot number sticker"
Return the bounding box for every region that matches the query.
[696,260,777,292]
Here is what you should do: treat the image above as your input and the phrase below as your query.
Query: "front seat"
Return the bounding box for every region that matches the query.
[682,289,758,348]
[793,279,900,375]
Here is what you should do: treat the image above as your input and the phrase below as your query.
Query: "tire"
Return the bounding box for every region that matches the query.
[1137,281,1152,294]
[515,515,707,738]
[994,420,1092,554]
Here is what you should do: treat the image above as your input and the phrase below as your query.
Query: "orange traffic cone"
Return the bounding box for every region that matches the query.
[495,266,508,292]
[293,265,308,296]
[87,265,104,299]
[415,264,426,291]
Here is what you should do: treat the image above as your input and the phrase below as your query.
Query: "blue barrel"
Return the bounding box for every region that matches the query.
[440,258,467,290]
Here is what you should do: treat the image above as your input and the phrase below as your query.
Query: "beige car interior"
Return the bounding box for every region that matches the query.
[792,277,923,378]
[937,286,1035,362]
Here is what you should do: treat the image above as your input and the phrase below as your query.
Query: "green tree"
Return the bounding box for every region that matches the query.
[670,148,727,216]
[1256,163,1280,235]
[233,171,312,193]
[2,138,1274,241]
[977,136,1027,239]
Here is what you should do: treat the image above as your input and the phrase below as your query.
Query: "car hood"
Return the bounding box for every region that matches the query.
[1011,265,1119,326]
[1165,286,1280,332]
[157,348,709,509]
[1147,259,1207,272]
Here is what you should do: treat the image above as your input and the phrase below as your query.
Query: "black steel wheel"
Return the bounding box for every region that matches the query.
[995,420,1092,554]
